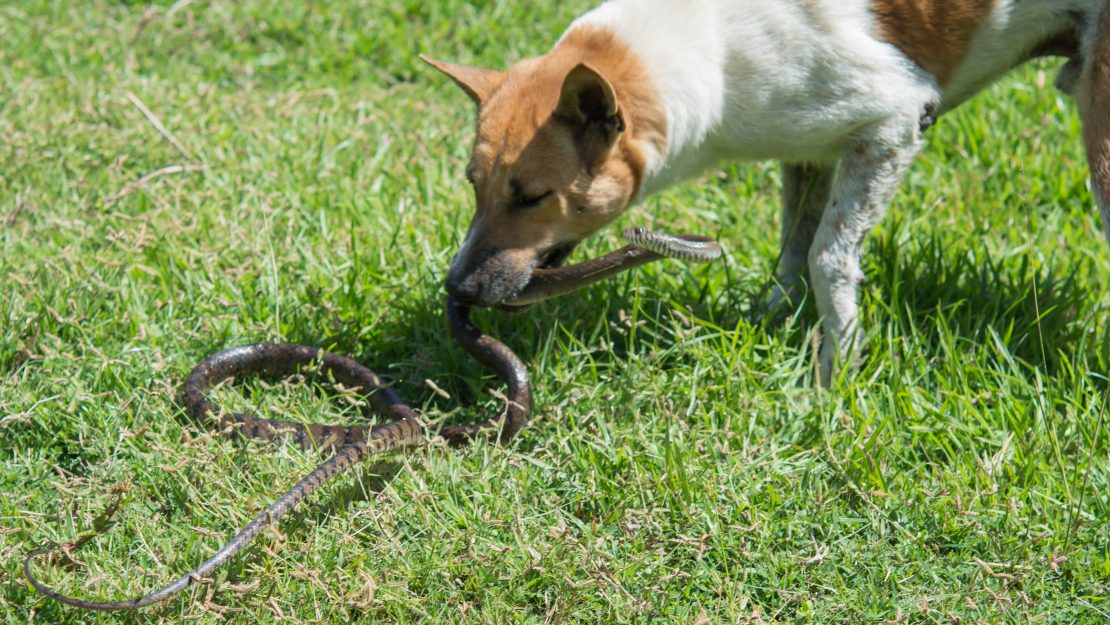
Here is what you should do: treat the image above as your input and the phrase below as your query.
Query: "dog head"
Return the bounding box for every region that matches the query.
[423,37,657,306]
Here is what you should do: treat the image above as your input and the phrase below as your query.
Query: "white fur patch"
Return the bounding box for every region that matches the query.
[941,0,1091,110]
[573,0,937,195]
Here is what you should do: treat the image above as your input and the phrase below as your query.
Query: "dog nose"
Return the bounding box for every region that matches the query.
[445,276,480,303]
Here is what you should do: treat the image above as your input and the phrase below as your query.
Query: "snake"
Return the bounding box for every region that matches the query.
[23,228,720,611]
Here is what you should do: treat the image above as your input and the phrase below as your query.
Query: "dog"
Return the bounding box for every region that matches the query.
[423,0,1110,385]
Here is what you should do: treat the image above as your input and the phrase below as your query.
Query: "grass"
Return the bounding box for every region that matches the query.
[1,1,1107,623]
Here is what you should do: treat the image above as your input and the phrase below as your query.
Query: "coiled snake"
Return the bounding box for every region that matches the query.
[24,229,719,611]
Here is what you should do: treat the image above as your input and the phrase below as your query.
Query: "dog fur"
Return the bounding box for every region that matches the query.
[425,0,1110,384]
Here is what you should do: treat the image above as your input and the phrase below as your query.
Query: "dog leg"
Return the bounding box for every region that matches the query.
[769,162,836,311]
[809,116,921,385]
[1080,6,1110,246]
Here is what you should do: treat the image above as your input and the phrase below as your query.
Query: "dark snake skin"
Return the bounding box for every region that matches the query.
[504,233,718,307]
[24,230,718,611]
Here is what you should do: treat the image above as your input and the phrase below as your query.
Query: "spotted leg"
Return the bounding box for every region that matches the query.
[809,114,922,385]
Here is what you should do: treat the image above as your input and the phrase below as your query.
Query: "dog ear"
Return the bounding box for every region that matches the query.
[420,55,505,106]
[554,64,625,163]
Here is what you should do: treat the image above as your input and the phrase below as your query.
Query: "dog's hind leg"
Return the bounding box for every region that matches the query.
[1079,5,1110,246]
[769,162,837,312]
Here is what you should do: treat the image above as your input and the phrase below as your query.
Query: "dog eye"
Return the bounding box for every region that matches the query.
[513,191,552,211]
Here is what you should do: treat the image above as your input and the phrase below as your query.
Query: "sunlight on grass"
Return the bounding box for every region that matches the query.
[1,2,1107,623]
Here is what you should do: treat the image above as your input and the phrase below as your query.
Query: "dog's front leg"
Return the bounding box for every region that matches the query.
[770,162,837,311]
[809,116,921,385]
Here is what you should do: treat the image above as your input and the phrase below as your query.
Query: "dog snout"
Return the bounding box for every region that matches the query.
[444,244,535,307]
[444,274,481,303]
[444,245,489,304]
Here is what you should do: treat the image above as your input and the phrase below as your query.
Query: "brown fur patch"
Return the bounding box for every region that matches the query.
[475,26,666,205]
[871,0,996,85]
[421,56,506,105]
[1082,10,1110,207]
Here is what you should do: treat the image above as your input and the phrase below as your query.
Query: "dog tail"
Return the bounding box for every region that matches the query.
[1080,3,1110,243]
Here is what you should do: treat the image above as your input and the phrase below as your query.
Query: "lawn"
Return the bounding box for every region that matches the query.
[1,1,1107,623]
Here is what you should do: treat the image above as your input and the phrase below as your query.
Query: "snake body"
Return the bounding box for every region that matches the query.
[620,228,720,263]
[24,229,718,611]
[504,230,720,306]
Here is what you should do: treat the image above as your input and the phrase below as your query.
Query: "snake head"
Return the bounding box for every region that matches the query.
[422,30,661,307]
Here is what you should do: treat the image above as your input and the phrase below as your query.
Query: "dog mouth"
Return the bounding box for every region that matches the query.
[537,242,577,270]
[495,242,578,312]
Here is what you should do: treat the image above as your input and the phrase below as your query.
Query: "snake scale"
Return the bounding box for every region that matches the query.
[24,229,720,611]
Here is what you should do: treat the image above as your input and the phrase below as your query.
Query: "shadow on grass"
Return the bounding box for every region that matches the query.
[699,228,1100,378]
[869,226,1105,374]
[182,225,1106,469]
[271,230,1102,406]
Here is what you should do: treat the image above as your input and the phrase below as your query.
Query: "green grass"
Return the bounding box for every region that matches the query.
[2,1,1107,623]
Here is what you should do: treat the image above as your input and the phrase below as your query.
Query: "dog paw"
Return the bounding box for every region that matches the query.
[817,333,867,387]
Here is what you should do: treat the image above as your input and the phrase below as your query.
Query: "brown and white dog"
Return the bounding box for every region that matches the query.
[424,0,1110,384]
